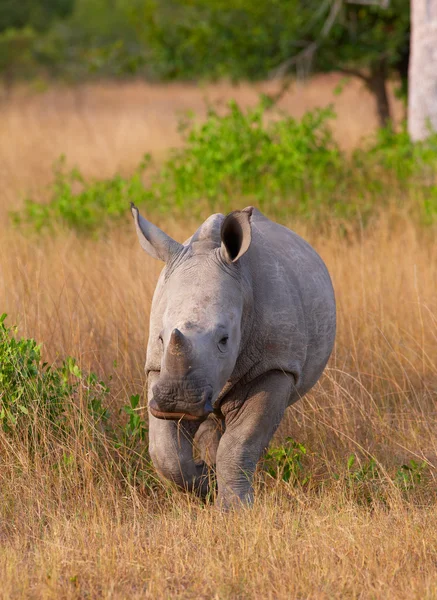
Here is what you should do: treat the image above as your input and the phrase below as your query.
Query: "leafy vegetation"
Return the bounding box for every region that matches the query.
[134,0,306,81]
[12,101,437,234]
[136,0,409,123]
[262,445,430,506]
[263,437,309,485]
[0,0,74,88]
[341,454,429,506]
[0,313,109,435]
[307,0,410,124]
[0,0,74,32]
[12,155,151,234]
[119,393,148,446]
[395,459,428,491]
[0,313,150,456]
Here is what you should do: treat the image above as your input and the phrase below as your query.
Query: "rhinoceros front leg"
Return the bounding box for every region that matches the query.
[148,414,210,496]
[216,370,295,509]
[147,371,210,496]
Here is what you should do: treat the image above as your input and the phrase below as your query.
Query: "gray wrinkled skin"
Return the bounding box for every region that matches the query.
[131,204,336,509]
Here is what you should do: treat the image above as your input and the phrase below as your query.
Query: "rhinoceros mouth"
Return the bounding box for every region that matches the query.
[149,406,206,421]
[149,380,214,421]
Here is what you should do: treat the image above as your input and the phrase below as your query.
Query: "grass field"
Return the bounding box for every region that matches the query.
[0,79,436,599]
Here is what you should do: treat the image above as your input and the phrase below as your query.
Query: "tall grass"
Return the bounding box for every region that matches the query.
[0,82,436,598]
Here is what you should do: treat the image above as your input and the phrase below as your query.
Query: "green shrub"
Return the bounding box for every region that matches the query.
[339,454,430,505]
[263,437,308,485]
[395,459,428,491]
[12,101,437,234]
[354,123,437,185]
[11,155,151,234]
[0,313,109,435]
[11,102,344,232]
[152,101,342,217]
[119,393,147,445]
[0,313,151,469]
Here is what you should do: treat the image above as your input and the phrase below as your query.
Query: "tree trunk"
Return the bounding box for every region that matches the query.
[367,60,391,128]
[408,0,437,141]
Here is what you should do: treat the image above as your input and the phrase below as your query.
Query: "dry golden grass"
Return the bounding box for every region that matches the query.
[0,81,436,599]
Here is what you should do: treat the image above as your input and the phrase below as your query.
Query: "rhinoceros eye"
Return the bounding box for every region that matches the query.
[218,335,229,352]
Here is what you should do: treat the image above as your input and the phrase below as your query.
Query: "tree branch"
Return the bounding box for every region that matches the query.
[267,0,390,107]
[267,0,343,105]
[270,0,343,80]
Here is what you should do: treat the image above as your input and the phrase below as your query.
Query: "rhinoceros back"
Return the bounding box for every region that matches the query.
[239,208,336,400]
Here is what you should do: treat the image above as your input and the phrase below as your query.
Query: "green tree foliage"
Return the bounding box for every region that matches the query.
[33,0,147,80]
[307,0,410,125]
[0,0,74,32]
[315,1,410,77]
[33,0,307,81]
[135,0,307,80]
[138,0,409,123]
[0,0,75,88]
[0,0,411,123]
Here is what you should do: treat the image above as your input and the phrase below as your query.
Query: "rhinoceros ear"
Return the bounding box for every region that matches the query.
[130,203,182,262]
[220,208,252,263]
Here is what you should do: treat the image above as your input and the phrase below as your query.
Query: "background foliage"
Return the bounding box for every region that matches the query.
[12,101,437,234]
[0,0,409,119]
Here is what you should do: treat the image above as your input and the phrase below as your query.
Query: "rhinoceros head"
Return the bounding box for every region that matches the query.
[131,203,253,421]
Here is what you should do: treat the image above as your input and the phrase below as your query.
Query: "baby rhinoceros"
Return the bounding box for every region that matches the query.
[131,204,336,509]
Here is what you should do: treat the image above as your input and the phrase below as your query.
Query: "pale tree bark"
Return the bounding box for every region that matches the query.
[408,0,437,140]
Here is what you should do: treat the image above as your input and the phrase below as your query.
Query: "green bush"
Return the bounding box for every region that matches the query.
[11,102,344,232]
[152,101,343,216]
[12,102,437,234]
[263,437,309,485]
[12,155,151,234]
[354,123,437,184]
[0,0,75,83]
[0,313,109,435]
[0,313,150,461]
[352,124,437,225]
[0,312,158,489]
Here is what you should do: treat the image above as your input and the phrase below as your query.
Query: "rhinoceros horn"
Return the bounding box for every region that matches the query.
[165,329,193,375]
